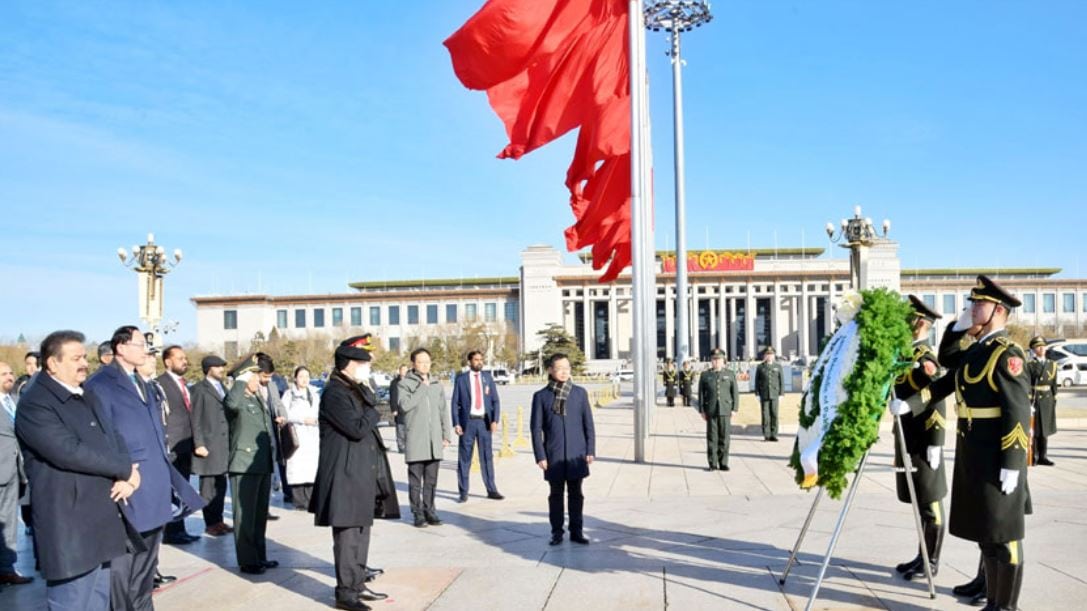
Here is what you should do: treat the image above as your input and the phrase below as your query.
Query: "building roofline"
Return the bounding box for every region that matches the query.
[577,247,825,263]
[901,267,1061,277]
[348,276,520,290]
[192,286,518,307]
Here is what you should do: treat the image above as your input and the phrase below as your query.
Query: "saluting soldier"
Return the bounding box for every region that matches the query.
[1027,336,1058,466]
[891,296,947,581]
[698,349,739,471]
[678,360,695,407]
[895,275,1031,611]
[662,360,678,407]
[754,347,784,442]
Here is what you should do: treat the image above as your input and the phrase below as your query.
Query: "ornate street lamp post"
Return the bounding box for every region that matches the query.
[117,233,182,346]
[825,206,890,291]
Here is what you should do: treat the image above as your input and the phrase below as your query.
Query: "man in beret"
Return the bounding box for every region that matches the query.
[190,354,233,536]
[894,275,1031,610]
[1027,336,1058,466]
[311,335,389,610]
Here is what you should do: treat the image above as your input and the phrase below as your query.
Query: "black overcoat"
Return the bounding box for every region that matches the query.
[530,384,596,482]
[190,378,230,476]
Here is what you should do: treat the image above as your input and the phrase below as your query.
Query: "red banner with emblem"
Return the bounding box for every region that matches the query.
[661,250,755,273]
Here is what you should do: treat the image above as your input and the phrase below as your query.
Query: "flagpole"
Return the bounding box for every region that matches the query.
[629,0,649,463]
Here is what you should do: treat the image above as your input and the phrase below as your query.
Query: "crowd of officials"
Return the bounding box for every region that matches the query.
[0,327,596,611]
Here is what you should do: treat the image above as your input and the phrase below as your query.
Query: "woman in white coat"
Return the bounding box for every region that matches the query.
[282,366,321,510]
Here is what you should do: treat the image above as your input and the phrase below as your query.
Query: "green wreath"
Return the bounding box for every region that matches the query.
[788,288,912,499]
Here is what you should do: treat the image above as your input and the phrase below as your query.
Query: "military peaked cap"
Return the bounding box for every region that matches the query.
[968,274,1021,309]
[907,294,942,322]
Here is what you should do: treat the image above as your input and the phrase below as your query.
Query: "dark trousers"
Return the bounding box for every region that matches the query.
[1,472,18,573]
[760,399,780,439]
[199,474,228,527]
[332,526,371,602]
[110,526,162,611]
[706,414,732,468]
[165,452,193,538]
[230,473,271,567]
[1033,430,1049,463]
[277,461,292,503]
[548,478,584,537]
[290,484,314,510]
[665,391,675,407]
[395,424,406,453]
[47,563,111,611]
[457,419,497,497]
[407,460,440,518]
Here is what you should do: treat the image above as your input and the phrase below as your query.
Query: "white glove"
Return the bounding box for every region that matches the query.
[890,398,910,416]
[999,468,1020,495]
[952,306,974,332]
[927,446,941,470]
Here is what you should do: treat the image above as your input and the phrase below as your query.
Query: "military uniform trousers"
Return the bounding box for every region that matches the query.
[760,398,779,440]
[229,472,271,567]
[706,415,732,468]
[333,526,371,603]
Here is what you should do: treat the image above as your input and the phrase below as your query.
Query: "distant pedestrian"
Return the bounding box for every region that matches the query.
[13,351,39,399]
[0,361,33,588]
[388,365,408,453]
[282,366,320,510]
[97,342,114,368]
[531,353,595,546]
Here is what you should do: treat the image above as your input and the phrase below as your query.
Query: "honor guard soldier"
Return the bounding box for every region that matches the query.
[891,296,948,581]
[678,360,695,407]
[662,360,678,407]
[754,347,784,441]
[698,349,739,471]
[895,275,1031,611]
[1027,336,1058,466]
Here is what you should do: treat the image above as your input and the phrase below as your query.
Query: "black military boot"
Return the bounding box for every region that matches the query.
[903,521,943,580]
[980,556,999,610]
[987,560,1023,610]
[895,548,922,574]
[954,555,986,599]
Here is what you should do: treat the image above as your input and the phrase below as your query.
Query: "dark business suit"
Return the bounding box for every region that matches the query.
[15,373,132,609]
[224,380,275,569]
[450,370,501,498]
[157,372,196,539]
[85,364,204,611]
[530,384,595,538]
[190,377,230,528]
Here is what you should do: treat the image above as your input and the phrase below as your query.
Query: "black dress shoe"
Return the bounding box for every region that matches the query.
[456,495,468,503]
[705,466,717,472]
[163,534,196,545]
[335,599,371,611]
[358,587,388,602]
[968,590,986,606]
[153,572,177,586]
[267,514,280,521]
[549,534,563,546]
[365,566,384,578]
[239,565,266,575]
[1038,458,1055,466]
[425,513,442,526]
[413,516,428,528]
[487,491,505,500]
[720,465,731,471]
[261,560,279,568]
[570,534,590,545]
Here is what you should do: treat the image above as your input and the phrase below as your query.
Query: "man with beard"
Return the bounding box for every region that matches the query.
[190,355,233,536]
[451,350,503,503]
[157,345,202,545]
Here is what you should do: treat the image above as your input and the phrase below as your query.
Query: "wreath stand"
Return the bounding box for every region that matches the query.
[779,397,936,610]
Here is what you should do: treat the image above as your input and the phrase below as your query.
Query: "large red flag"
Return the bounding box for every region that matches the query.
[445,0,633,281]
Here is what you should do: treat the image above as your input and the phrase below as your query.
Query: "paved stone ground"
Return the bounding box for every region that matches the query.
[4,384,1086,610]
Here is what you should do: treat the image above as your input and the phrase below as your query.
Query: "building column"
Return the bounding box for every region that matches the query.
[825,280,837,333]
[688,283,699,361]
[608,287,618,360]
[664,284,675,360]
[728,297,738,359]
[718,282,728,352]
[799,281,809,359]
[583,289,593,358]
[745,281,756,360]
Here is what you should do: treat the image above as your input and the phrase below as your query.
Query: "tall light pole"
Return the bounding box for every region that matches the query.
[825,206,890,291]
[118,233,183,346]
[645,0,712,364]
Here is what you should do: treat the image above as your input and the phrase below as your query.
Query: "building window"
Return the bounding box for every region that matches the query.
[276,309,288,330]
[485,302,497,322]
[1043,293,1056,313]
[942,294,956,315]
[446,304,458,323]
[368,306,380,326]
[407,305,419,325]
[1063,293,1075,313]
[314,309,325,328]
[332,307,343,326]
[351,307,363,326]
[224,310,237,330]
[388,305,400,325]
[505,301,518,323]
[426,304,438,324]
[922,294,936,310]
[295,309,306,328]
[388,337,400,353]
[466,303,478,321]
[1023,294,1036,314]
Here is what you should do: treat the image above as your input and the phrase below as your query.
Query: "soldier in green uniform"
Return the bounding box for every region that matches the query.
[662,359,678,407]
[698,349,739,471]
[678,360,694,407]
[896,275,1031,611]
[1027,336,1058,466]
[225,353,279,574]
[891,295,947,581]
[754,347,784,441]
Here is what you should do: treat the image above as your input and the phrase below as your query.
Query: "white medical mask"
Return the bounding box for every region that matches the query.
[353,362,372,382]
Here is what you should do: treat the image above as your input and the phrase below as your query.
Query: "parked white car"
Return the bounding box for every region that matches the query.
[486,368,515,385]
[1057,360,1085,387]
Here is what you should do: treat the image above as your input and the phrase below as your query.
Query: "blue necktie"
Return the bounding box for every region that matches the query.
[2,395,14,421]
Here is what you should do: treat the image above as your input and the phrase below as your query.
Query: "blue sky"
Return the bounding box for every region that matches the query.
[2,1,1085,344]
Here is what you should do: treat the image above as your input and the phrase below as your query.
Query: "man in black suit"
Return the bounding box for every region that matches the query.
[157,345,201,545]
[190,355,233,537]
[16,330,139,609]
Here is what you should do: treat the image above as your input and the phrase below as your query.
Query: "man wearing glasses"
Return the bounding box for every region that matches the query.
[84,326,204,610]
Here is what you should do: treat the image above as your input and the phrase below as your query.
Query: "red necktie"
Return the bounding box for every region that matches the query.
[473,373,483,409]
[178,378,191,411]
